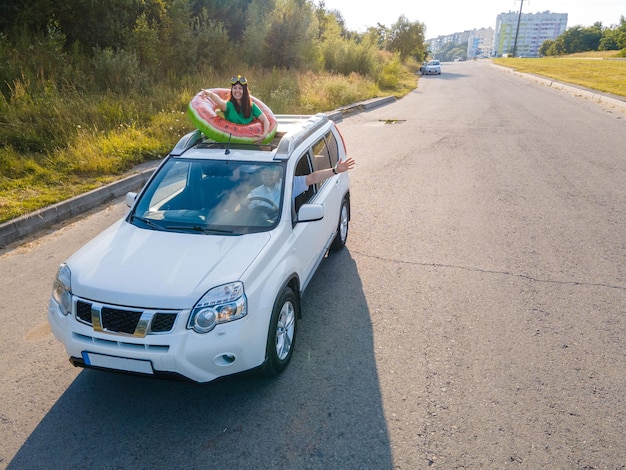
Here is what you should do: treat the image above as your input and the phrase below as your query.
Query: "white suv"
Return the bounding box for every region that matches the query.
[48,113,351,383]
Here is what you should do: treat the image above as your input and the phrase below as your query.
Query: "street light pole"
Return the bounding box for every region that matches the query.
[512,0,524,57]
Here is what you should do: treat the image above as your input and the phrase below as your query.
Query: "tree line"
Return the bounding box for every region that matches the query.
[431,41,469,62]
[540,17,626,56]
[0,0,427,97]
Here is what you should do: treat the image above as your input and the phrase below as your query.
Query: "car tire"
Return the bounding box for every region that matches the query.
[330,198,349,251]
[263,286,298,375]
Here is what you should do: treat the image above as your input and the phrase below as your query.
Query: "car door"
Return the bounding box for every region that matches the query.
[311,130,344,240]
[289,136,342,290]
[290,151,325,288]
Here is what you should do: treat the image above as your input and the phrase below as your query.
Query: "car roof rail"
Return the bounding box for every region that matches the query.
[169,114,328,159]
[274,113,328,160]
[170,129,203,156]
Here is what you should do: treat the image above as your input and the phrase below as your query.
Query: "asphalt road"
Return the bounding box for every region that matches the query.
[1,60,624,469]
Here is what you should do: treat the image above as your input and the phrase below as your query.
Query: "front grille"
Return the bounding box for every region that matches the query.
[75,299,179,337]
[152,313,177,332]
[77,301,91,323]
[102,307,142,334]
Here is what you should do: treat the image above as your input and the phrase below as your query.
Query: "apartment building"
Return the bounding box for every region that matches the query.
[493,10,568,57]
[467,28,494,59]
[428,30,472,56]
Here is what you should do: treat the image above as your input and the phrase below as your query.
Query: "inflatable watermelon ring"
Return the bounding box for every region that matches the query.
[188,88,278,145]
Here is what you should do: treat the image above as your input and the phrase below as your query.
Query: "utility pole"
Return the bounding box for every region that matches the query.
[512,0,524,57]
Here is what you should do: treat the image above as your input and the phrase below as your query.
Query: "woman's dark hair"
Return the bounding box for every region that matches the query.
[229,83,252,119]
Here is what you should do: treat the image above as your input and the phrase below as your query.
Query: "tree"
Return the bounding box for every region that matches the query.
[367,24,391,50]
[433,41,467,62]
[387,15,425,62]
[599,16,626,51]
[538,39,554,56]
[261,0,318,69]
[548,23,603,55]
[189,0,252,42]
[54,0,148,54]
[314,1,347,40]
[241,0,274,66]
[188,8,233,70]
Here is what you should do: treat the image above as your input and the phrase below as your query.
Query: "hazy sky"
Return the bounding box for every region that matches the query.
[320,0,625,38]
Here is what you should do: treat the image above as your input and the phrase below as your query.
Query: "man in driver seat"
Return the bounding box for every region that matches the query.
[247,158,355,210]
[247,166,282,210]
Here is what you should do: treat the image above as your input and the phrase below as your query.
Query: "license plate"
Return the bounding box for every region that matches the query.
[82,352,154,375]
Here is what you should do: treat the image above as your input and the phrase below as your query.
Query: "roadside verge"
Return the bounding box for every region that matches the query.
[491,63,626,113]
[0,165,158,248]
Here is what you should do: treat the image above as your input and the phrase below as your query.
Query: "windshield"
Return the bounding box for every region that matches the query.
[129,159,285,235]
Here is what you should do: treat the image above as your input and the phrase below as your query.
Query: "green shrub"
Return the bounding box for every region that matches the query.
[92,47,144,93]
[377,53,403,89]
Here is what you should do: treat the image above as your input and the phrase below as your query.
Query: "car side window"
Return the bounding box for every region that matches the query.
[324,131,340,168]
[292,130,340,214]
[293,152,315,213]
[311,137,332,174]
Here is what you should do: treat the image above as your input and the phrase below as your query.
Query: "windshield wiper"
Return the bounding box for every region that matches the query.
[166,225,235,235]
[130,215,167,231]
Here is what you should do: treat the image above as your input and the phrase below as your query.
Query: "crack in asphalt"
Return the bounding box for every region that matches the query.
[351,250,626,292]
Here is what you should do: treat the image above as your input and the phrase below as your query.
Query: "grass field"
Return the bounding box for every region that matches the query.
[494,51,626,98]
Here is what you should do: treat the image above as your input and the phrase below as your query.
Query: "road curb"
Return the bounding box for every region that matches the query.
[492,63,626,113]
[0,166,158,249]
[335,96,397,118]
[0,97,395,248]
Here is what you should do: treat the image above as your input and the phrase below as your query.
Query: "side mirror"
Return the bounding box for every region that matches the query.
[297,203,324,223]
[125,192,137,208]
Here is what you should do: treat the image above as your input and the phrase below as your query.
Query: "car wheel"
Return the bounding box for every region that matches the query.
[330,198,349,251]
[263,286,298,375]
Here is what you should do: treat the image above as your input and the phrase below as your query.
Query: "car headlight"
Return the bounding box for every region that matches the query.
[188,282,247,333]
[52,263,72,316]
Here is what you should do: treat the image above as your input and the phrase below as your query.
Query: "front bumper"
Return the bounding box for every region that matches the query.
[48,297,269,383]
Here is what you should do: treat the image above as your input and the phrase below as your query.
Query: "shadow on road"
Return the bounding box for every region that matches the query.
[420,71,470,81]
[8,248,393,469]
